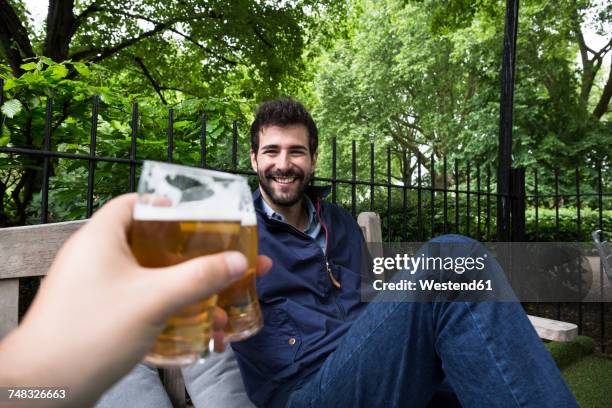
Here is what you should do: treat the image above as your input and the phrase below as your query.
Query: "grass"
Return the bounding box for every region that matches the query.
[561,354,612,408]
[545,336,612,408]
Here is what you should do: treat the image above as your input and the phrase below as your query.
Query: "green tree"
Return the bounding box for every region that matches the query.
[0,59,249,225]
[0,0,341,100]
[308,0,610,201]
[0,0,347,225]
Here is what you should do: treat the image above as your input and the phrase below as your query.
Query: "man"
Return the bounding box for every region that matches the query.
[232,98,578,407]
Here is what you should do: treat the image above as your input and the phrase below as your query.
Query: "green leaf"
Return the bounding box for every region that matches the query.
[28,96,41,109]
[209,126,224,140]
[2,78,18,91]
[20,62,38,71]
[0,134,9,147]
[1,123,8,140]
[206,118,220,132]
[1,99,23,118]
[99,92,113,104]
[173,120,193,129]
[73,62,91,77]
[47,64,69,80]
[39,56,55,66]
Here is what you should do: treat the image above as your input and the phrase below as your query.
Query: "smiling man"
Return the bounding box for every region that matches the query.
[95,99,577,408]
[251,118,317,228]
[229,98,578,408]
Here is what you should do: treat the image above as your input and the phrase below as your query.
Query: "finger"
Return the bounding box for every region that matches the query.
[55,193,138,265]
[148,251,248,310]
[256,255,273,277]
[77,193,138,249]
[212,307,228,332]
[91,193,137,232]
[212,330,226,353]
[212,308,227,352]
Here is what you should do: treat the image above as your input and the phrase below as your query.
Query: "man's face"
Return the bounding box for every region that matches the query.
[250,124,317,208]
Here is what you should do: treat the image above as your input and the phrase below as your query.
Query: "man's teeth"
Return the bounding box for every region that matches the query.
[273,176,297,184]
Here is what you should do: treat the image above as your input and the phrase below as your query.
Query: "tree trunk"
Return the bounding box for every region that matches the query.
[592,60,612,120]
[0,0,36,75]
[44,0,76,62]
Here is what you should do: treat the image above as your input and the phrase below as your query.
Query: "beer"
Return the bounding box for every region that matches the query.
[130,218,240,367]
[132,161,249,366]
[218,223,263,342]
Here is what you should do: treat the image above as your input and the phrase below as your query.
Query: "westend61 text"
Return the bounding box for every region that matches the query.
[373,279,493,292]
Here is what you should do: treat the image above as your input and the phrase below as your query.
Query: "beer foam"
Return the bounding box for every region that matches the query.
[134,201,242,221]
[242,212,257,226]
[135,161,254,222]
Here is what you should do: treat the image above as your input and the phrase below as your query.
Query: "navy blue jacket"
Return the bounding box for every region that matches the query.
[232,186,367,407]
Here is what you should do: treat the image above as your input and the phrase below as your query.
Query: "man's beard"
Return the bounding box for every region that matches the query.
[258,168,312,207]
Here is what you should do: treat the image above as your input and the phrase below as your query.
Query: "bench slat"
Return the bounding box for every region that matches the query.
[527,315,578,342]
[0,279,19,339]
[0,220,86,279]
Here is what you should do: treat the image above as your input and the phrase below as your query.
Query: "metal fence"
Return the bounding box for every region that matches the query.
[0,92,610,352]
[524,167,611,352]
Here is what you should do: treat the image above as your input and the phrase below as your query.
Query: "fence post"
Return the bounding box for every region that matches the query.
[510,167,525,241]
[497,0,519,241]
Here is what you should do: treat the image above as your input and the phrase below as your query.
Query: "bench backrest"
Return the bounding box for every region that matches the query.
[0,220,85,337]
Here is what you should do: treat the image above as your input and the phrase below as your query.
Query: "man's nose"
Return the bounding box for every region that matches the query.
[275,151,291,171]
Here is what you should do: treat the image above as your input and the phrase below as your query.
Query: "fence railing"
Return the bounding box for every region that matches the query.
[0,93,610,352]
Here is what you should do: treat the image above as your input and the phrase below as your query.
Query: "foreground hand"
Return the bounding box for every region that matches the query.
[0,193,272,407]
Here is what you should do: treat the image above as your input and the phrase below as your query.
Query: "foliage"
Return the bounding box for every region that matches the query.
[0,0,350,225]
[0,0,610,230]
[525,207,612,242]
[306,0,611,196]
[0,59,251,225]
[0,0,346,102]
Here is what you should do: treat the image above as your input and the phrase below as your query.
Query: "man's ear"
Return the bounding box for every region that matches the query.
[311,151,318,172]
[250,148,258,173]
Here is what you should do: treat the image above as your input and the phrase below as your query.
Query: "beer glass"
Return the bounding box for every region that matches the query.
[217,180,263,342]
[130,161,243,367]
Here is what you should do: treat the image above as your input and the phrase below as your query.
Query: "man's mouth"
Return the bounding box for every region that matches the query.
[270,176,298,185]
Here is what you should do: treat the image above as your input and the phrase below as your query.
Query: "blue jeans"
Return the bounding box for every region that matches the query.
[282,236,578,408]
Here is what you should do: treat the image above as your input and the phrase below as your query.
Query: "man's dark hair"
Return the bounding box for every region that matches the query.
[250,98,318,156]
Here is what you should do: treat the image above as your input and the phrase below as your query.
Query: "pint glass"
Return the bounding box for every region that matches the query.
[217,180,263,342]
[130,161,243,367]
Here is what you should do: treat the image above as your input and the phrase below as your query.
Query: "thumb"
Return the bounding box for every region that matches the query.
[148,251,248,311]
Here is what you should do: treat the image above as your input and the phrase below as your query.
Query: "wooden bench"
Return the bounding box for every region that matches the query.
[0,213,577,406]
[356,212,578,343]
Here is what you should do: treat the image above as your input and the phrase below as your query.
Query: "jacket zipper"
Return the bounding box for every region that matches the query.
[324,258,341,288]
[261,199,346,319]
[315,199,341,289]
[316,199,346,319]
